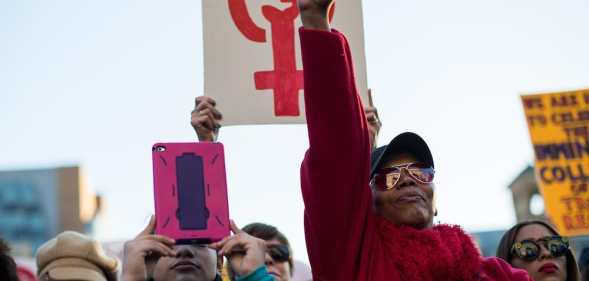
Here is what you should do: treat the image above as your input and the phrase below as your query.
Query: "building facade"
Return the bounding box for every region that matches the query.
[0,166,102,257]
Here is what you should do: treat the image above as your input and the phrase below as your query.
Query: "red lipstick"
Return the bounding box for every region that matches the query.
[538,262,558,274]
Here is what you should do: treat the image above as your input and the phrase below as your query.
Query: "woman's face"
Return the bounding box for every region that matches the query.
[371,153,435,229]
[511,224,568,281]
[265,239,291,281]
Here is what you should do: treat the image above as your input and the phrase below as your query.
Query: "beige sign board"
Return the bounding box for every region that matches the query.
[203,0,369,125]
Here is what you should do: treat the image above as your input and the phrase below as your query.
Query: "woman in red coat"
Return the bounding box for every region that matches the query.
[297,1,533,280]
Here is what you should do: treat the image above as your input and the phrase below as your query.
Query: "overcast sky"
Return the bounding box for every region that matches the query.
[1,0,589,263]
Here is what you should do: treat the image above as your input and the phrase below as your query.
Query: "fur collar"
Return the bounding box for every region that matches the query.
[377,218,483,281]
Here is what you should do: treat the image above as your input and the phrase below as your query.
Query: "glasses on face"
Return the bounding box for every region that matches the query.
[370,162,435,191]
[267,244,290,263]
[511,236,570,262]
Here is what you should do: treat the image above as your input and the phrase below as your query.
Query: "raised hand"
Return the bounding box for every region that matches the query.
[122,216,176,281]
[298,0,334,30]
[298,0,333,12]
[191,96,223,142]
[365,106,381,150]
[365,89,382,150]
[209,220,266,277]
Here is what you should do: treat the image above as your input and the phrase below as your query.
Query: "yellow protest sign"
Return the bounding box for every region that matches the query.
[522,88,589,236]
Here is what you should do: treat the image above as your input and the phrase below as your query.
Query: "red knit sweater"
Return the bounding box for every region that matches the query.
[299,28,531,281]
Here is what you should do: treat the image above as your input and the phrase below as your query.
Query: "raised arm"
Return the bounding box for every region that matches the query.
[298,1,373,280]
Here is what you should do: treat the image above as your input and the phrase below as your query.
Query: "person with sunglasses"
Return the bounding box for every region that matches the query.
[226,223,293,281]
[496,221,580,281]
[297,0,533,280]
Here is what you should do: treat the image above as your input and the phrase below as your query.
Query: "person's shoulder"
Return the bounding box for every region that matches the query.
[478,257,531,281]
[235,266,275,281]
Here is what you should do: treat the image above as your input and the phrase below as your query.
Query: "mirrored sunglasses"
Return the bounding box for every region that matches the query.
[511,236,569,262]
[370,162,435,191]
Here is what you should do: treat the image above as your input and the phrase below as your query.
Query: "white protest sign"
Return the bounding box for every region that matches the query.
[203,0,369,125]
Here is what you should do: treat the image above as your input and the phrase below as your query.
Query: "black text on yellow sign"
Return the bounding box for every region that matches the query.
[522,89,589,236]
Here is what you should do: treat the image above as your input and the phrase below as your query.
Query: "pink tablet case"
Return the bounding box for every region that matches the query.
[152,142,230,243]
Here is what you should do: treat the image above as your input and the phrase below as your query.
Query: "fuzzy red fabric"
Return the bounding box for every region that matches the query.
[299,28,532,281]
[378,221,482,281]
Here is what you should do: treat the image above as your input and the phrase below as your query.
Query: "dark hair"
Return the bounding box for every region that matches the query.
[227,223,293,281]
[578,247,589,281]
[0,238,19,281]
[496,220,580,281]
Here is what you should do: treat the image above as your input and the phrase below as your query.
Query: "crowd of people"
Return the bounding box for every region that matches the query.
[0,0,587,281]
